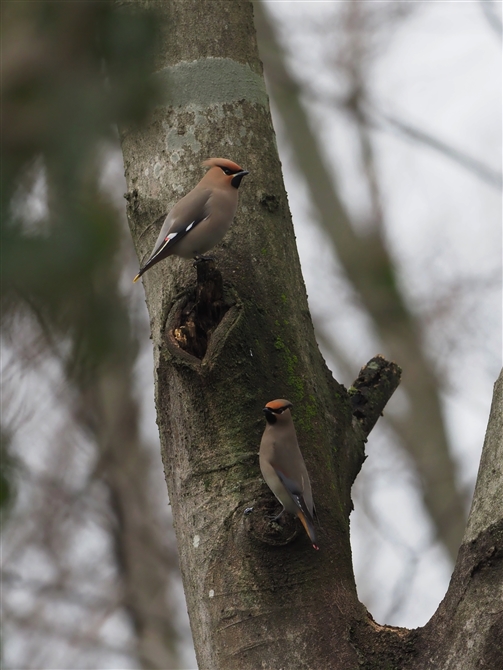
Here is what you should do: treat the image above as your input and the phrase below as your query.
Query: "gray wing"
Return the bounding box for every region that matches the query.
[148,187,212,260]
[274,467,317,548]
[275,468,314,518]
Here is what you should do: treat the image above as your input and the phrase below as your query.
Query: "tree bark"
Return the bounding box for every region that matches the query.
[120,2,503,668]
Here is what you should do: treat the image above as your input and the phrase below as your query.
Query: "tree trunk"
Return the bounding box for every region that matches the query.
[119,2,503,668]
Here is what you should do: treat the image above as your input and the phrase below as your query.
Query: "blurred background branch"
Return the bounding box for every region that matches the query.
[362,106,502,190]
[1,2,190,668]
[480,0,503,38]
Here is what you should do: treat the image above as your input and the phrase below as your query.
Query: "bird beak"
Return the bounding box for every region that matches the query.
[231,170,249,188]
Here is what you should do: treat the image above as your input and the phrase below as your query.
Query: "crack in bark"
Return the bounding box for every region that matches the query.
[226,639,272,657]
[192,453,257,477]
[217,603,312,631]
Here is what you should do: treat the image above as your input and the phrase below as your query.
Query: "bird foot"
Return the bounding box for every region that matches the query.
[193,255,215,266]
[265,509,285,522]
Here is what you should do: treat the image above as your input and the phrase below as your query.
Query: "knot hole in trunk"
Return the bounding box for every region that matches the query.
[171,259,231,360]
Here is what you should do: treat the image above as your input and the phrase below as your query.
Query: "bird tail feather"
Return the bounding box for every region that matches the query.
[297,509,319,550]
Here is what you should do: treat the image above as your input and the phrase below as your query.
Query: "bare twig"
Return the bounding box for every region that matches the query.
[364,104,502,190]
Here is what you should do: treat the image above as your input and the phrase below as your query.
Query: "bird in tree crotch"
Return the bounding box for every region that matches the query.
[260,399,319,550]
[133,158,248,282]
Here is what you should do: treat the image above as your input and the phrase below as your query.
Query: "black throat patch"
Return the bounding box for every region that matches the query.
[263,408,277,425]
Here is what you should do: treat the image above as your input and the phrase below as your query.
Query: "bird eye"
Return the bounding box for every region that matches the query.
[222,168,233,175]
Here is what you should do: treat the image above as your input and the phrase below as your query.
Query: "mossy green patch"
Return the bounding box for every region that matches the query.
[274,336,302,396]
[274,335,285,351]
[273,335,317,434]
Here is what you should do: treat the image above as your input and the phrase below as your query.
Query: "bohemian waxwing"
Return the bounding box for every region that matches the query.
[133,158,248,282]
[259,399,318,550]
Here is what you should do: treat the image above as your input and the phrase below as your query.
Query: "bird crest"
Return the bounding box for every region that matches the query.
[203,157,244,173]
[265,399,293,412]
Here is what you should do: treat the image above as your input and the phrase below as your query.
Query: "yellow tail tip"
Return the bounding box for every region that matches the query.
[133,273,140,283]
[298,510,317,549]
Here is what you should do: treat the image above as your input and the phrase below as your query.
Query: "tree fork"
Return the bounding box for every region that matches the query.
[120,1,502,668]
[118,1,413,666]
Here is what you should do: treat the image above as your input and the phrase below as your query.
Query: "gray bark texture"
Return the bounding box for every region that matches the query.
[119,2,503,668]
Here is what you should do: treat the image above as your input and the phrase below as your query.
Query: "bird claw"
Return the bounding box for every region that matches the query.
[193,255,215,266]
[265,509,285,522]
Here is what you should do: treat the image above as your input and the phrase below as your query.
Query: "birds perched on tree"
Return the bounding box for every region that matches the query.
[133,158,249,282]
[259,399,318,550]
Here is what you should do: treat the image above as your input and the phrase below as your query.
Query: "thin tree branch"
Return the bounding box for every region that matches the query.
[301,85,502,191]
[363,104,503,190]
